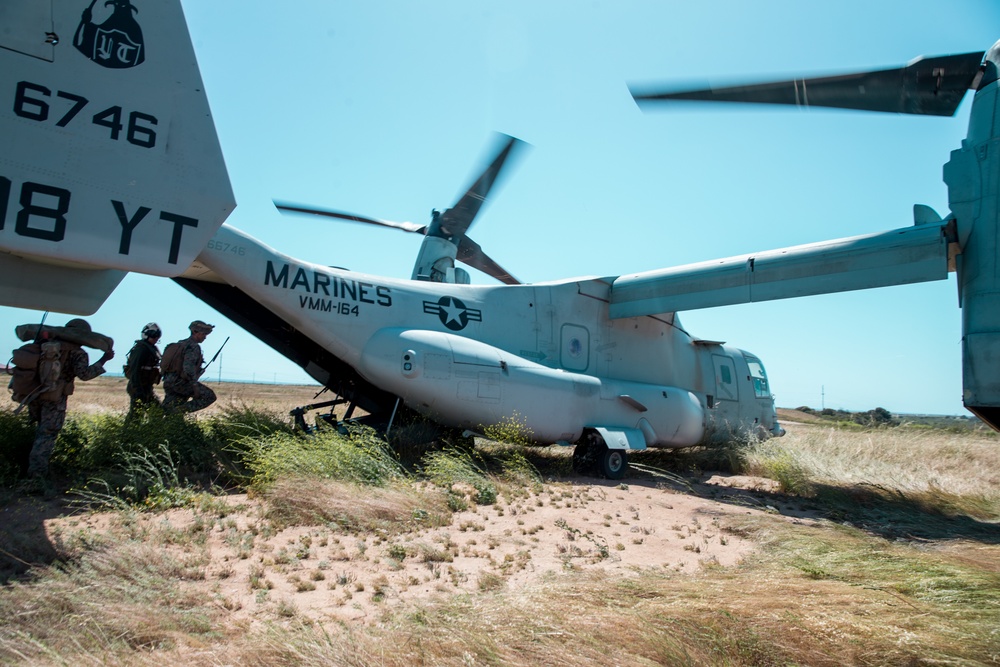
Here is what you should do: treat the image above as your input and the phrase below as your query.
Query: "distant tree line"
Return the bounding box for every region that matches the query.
[796,406,899,427]
[793,406,993,432]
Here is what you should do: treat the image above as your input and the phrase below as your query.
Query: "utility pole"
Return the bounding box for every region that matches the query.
[821,385,825,411]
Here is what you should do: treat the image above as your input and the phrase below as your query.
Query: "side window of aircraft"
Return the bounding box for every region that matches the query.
[712,354,738,401]
[720,364,732,384]
[560,324,589,372]
[743,354,771,399]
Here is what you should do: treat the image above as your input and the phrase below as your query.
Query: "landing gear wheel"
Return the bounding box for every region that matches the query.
[598,442,628,480]
[573,431,628,479]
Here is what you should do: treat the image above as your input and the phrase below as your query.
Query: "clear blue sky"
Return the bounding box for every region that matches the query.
[3,0,998,415]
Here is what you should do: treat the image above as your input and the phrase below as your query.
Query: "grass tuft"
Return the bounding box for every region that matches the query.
[262,476,451,533]
[241,424,404,490]
[422,447,497,505]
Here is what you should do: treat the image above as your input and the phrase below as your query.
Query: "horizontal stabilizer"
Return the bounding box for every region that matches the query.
[610,222,950,318]
[0,252,125,315]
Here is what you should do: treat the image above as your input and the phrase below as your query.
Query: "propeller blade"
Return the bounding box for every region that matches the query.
[631,51,985,117]
[457,236,520,285]
[274,201,427,234]
[438,134,526,237]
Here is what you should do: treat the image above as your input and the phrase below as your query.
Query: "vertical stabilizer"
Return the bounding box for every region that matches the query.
[0,0,234,313]
[946,40,1000,429]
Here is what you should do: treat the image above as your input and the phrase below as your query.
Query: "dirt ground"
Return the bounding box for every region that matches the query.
[26,475,803,630]
[3,378,820,631]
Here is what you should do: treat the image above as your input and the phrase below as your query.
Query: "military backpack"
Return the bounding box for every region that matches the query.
[160,341,185,375]
[7,340,64,410]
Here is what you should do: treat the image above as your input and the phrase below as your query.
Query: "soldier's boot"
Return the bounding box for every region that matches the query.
[187,385,217,413]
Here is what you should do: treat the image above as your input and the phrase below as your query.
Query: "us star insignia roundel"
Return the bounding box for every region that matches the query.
[423,296,482,331]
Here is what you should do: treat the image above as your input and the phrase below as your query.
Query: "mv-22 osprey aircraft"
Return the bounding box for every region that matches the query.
[1,1,998,478]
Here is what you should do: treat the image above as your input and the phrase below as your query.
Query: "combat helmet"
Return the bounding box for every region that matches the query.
[142,322,162,339]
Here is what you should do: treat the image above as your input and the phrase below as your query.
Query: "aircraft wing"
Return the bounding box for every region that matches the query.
[610,219,952,318]
[0,0,234,314]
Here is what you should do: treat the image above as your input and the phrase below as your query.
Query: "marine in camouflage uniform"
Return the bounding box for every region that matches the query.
[162,320,217,414]
[27,319,113,479]
[125,322,163,414]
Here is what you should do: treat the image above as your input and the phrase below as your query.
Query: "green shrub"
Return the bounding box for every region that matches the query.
[482,412,534,447]
[74,443,205,510]
[242,424,404,490]
[52,408,212,479]
[203,404,292,448]
[422,448,497,505]
[852,407,899,428]
[0,403,297,491]
[385,410,475,470]
[759,451,815,496]
[204,404,295,484]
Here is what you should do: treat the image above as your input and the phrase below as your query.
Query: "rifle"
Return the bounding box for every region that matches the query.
[31,311,49,343]
[202,336,229,374]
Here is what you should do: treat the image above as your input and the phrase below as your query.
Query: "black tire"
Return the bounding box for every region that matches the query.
[598,442,628,480]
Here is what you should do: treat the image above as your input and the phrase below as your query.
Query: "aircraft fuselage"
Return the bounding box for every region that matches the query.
[195,225,781,448]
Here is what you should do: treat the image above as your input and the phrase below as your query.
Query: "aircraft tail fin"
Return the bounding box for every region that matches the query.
[0,0,234,313]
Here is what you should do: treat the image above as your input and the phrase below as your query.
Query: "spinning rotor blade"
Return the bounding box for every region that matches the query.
[438,134,525,237]
[273,199,520,284]
[274,201,427,234]
[274,135,526,286]
[457,236,520,285]
[631,51,985,116]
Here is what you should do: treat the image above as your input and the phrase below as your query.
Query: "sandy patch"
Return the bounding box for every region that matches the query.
[29,475,799,632]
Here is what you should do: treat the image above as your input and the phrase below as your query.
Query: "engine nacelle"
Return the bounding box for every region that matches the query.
[360,328,705,447]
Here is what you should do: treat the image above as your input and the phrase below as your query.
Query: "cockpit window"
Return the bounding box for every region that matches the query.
[743,354,770,398]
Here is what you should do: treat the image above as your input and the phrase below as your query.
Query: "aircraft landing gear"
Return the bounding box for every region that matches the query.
[572,430,628,480]
[572,436,596,474]
[599,445,627,480]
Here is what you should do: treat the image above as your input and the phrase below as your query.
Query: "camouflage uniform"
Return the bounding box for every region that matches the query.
[162,321,217,414]
[27,343,107,477]
[125,325,162,413]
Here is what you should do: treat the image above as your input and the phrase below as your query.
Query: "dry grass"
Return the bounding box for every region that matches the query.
[68,375,329,418]
[1,387,999,665]
[750,422,1000,499]
[745,423,1000,543]
[7,513,994,666]
[261,477,453,533]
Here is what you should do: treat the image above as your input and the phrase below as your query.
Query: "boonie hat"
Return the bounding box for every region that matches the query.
[65,318,92,333]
